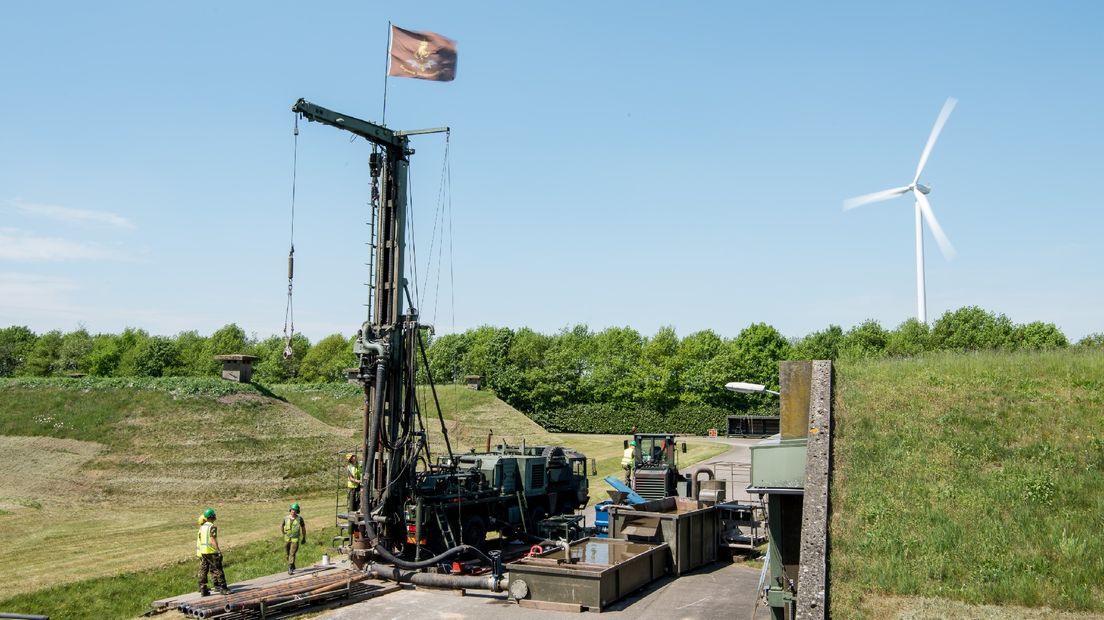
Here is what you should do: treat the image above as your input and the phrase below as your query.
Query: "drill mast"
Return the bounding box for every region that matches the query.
[291,98,448,563]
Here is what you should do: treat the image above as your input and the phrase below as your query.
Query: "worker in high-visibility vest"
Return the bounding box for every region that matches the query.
[345,453,362,513]
[196,508,230,596]
[621,440,637,484]
[282,502,307,575]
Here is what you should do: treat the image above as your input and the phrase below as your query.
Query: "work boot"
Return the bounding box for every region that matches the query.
[217,587,231,596]
[288,563,294,575]
[199,586,210,597]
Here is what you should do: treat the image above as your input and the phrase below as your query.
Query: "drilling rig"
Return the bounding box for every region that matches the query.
[291,99,588,576]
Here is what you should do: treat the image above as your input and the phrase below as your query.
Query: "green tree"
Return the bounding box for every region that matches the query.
[885,318,931,357]
[582,327,644,405]
[172,330,210,376]
[705,323,790,410]
[133,337,180,377]
[252,333,310,383]
[86,334,122,376]
[673,330,723,406]
[21,330,63,376]
[426,332,469,384]
[791,325,844,361]
[0,326,37,376]
[1012,321,1068,350]
[298,334,354,383]
[1077,333,1104,348]
[462,326,514,385]
[932,306,1015,351]
[839,320,889,359]
[638,326,680,411]
[525,325,590,412]
[114,328,151,376]
[57,328,94,373]
[204,323,250,375]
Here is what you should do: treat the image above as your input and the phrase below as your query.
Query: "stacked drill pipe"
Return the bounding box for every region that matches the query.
[177,569,364,618]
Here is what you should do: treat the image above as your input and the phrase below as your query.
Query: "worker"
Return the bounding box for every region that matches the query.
[345,453,362,513]
[282,503,307,575]
[196,508,230,596]
[621,440,636,484]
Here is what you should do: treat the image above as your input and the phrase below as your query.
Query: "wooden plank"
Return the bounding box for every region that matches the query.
[518,599,585,613]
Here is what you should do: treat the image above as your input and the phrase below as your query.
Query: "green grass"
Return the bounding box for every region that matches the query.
[829,349,1104,619]
[0,526,337,620]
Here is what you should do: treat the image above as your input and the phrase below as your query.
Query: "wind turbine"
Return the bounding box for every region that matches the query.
[844,97,958,324]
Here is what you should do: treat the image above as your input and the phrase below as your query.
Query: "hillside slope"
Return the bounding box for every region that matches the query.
[0,379,727,602]
[830,350,1104,619]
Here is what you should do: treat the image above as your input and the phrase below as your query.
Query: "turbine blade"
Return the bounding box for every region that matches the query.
[913,189,956,259]
[913,97,957,184]
[842,186,911,211]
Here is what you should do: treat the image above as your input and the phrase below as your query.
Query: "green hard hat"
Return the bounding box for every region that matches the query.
[629,440,636,446]
[290,502,300,512]
[203,508,216,519]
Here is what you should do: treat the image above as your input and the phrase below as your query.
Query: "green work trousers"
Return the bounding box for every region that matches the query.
[285,540,300,566]
[198,553,227,590]
[347,487,361,513]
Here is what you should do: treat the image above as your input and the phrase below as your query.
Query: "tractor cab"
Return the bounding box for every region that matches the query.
[624,433,690,500]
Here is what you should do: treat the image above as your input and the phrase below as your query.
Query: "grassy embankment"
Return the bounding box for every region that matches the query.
[830,349,1104,619]
[0,378,725,619]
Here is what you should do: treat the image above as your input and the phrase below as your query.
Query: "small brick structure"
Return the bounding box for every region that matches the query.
[464,375,482,390]
[214,354,259,383]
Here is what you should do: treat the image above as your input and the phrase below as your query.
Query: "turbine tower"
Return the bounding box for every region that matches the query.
[844,98,958,324]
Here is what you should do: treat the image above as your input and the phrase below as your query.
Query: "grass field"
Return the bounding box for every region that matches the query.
[830,349,1104,619]
[0,379,725,619]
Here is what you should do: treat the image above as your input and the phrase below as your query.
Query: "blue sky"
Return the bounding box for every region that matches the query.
[2,2,1102,342]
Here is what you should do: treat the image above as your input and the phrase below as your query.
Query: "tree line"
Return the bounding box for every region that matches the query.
[1,307,1098,433]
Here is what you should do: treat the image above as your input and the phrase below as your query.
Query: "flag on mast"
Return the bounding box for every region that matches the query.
[388,25,458,82]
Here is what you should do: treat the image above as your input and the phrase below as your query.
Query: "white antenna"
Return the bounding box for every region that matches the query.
[843,98,958,324]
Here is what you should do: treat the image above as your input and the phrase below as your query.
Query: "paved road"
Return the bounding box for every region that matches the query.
[682,436,762,503]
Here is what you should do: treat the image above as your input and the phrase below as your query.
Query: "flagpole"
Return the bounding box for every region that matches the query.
[381,21,392,124]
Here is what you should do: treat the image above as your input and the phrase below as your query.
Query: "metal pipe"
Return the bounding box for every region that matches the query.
[367,563,505,592]
[693,467,715,500]
[0,614,51,620]
[222,573,362,612]
[251,578,352,610]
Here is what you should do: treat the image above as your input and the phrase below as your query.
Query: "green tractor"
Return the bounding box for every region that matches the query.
[625,433,691,500]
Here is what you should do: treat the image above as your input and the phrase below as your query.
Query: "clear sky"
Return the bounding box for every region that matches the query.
[2,2,1102,342]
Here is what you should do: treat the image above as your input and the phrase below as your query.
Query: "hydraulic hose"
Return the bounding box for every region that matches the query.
[361,360,387,538]
[372,542,493,569]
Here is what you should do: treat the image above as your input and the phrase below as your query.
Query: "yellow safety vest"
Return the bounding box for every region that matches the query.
[283,515,305,543]
[196,522,217,556]
[347,463,363,489]
[621,447,635,468]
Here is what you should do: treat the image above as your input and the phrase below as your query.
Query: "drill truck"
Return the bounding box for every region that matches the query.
[292,99,588,573]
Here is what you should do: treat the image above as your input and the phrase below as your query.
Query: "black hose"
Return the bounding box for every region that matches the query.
[367,562,503,592]
[373,542,493,569]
